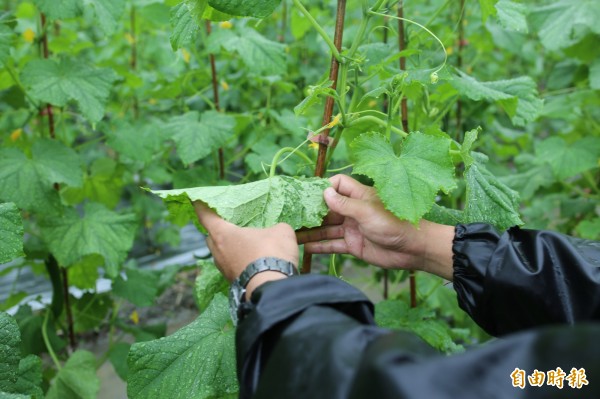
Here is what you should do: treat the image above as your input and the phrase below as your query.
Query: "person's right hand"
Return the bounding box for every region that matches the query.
[296,174,455,280]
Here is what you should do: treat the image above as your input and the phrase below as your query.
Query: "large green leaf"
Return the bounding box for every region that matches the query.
[165,111,235,165]
[194,260,228,312]
[208,28,286,75]
[0,203,24,264]
[46,350,99,399]
[106,121,167,164]
[85,0,125,35]
[0,139,83,213]
[169,3,199,50]
[498,164,554,200]
[495,0,528,33]
[33,0,79,20]
[39,202,137,278]
[13,355,43,399]
[351,132,456,224]
[375,300,462,354]
[112,266,160,307]
[535,136,600,180]
[463,153,522,231]
[0,313,20,393]
[478,0,498,22]
[127,294,238,399]
[531,0,600,51]
[21,59,117,123]
[150,176,330,230]
[451,71,543,126]
[208,0,280,18]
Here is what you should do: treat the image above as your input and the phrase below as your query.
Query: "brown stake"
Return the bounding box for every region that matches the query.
[61,268,77,351]
[40,14,55,139]
[397,1,417,308]
[41,13,76,350]
[206,21,225,180]
[131,6,139,118]
[456,0,465,139]
[302,0,347,274]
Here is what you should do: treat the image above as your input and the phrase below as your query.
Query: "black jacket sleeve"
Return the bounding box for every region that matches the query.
[452,223,600,336]
[236,276,600,399]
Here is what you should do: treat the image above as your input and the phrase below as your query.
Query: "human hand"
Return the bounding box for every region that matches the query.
[193,202,299,287]
[296,175,454,279]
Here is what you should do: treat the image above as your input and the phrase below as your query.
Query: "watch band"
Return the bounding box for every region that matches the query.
[229,257,298,325]
[238,257,298,288]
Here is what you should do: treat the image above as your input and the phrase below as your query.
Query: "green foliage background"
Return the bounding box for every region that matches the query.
[0,0,599,397]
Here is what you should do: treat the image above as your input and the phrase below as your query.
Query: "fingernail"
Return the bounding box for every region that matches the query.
[324,187,336,198]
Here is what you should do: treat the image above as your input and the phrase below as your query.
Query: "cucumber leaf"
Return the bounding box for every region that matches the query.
[0,203,24,264]
[127,294,238,399]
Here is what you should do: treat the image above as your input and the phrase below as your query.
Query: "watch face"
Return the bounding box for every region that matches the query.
[229,281,244,326]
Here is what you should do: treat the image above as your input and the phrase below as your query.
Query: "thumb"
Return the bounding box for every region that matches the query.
[324,187,366,218]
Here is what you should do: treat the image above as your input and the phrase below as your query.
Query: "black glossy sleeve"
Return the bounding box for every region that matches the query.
[452,223,600,336]
[236,274,600,399]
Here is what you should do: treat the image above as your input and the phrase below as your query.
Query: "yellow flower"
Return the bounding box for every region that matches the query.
[368,100,377,108]
[130,310,139,325]
[23,28,35,43]
[148,98,157,105]
[326,114,342,129]
[308,142,319,150]
[446,46,454,56]
[219,21,233,29]
[220,81,230,91]
[182,49,191,64]
[10,128,22,141]
[124,33,135,45]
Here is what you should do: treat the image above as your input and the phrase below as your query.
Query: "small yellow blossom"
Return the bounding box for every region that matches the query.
[130,310,139,325]
[10,128,22,141]
[125,33,135,45]
[368,100,377,108]
[326,114,342,129]
[219,21,233,29]
[23,28,35,43]
[149,98,157,105]
[446,46,454,56]
[308,142,319,150]
[220,81,230,91]
[182,49,191,64]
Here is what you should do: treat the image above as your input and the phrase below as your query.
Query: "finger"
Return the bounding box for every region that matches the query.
[193,201,231,233]
[297,225,344,244]
[329,174,371,199]
[304,239,350,255]
[323,210,344,226]
[324,187,369,219]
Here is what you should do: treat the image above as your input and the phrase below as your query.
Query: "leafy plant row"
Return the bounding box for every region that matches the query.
[0,0,599,398]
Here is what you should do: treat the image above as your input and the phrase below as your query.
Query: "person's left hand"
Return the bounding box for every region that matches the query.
[193,202,299,281]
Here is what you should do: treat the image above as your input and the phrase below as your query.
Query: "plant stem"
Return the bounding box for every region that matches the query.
[61,267,77,351]
[302,0,347,274]
[41,12,77,349]
[291,0,341,62]
[347,115,407,137]
[395,0,416,309]
[131,5,139,119]
[269,147,313,177]
[456,0,465,139]
[40,13,55,139]
[43,310,62,371]
[279,0,287,42]
[206,21,225,180]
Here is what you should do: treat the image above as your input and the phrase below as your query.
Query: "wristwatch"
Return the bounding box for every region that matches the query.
[229,257,298,325]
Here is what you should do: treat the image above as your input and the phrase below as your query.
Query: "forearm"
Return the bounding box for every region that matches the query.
[237,274,600,399]
[453,223,600,336]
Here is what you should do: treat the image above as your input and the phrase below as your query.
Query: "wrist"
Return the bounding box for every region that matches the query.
[245,271,289,300]
[417,221,455,280]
